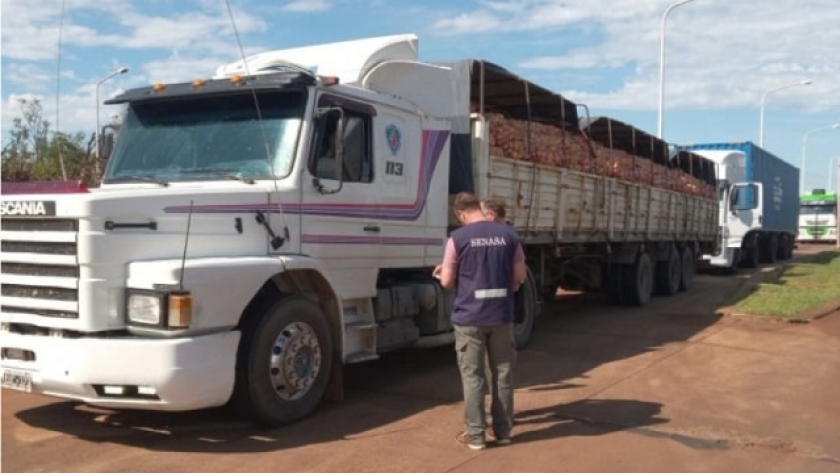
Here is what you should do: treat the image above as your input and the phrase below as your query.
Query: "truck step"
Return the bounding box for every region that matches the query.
[345,321,377,330]
[345,351,379,364]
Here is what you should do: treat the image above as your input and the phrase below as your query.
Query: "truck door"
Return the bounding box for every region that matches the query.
[301,94,381,299]
[373,110,433,265]
[729,182,764,237]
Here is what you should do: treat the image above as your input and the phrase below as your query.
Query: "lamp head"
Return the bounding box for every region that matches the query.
[117,67,129,74]
[800,79,813,85]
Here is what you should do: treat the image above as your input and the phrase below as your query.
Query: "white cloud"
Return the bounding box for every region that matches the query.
[430,0,840,112]
[141,54,237,85]
[1,63,56,88]
[431,0,652,35]
[0,0,267,60]
[279,0,332,13]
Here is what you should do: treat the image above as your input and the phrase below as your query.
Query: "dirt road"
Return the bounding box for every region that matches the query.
[3,252,840,473]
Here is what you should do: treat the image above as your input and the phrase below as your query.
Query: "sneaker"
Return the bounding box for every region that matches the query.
[488,430,512,445]
[455,431,486,451]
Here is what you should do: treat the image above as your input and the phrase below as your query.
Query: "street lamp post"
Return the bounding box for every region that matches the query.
[758,79,812,147]
[95,67,128,173]
[657,0,695,139]
[828,154,840,194]
[800,123,840,192]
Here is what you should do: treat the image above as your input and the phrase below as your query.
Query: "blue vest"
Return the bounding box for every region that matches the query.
[450,221,521,326]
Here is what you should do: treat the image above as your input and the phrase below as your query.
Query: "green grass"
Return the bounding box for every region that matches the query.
[735,251,840,319]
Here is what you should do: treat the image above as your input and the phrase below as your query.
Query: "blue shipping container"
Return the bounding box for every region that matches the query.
[679,141,800,233]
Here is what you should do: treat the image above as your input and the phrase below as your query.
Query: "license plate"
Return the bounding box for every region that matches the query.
[2,369,33,392]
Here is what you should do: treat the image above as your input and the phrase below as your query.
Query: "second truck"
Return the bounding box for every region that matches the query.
[680,142,800,271]
[1,34,718,426]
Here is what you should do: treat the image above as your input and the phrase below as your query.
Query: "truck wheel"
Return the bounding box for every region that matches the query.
[232,296,333,427]
[776,235,790,260]
[622,252,653,307]
[724,249,740,275]
[742,243,760,269]
[655,247,681,296]
[764,235,779,264]
[513,270,538,349]
[605,264,625,305]
[679,247,695,291]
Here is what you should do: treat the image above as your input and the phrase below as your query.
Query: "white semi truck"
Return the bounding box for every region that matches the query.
[0,34,718,426]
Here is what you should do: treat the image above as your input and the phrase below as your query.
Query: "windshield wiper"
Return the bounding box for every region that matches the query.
[108,175,169,187]
[181,167,256,185]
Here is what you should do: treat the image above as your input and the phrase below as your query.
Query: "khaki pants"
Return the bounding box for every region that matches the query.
[453,323,516,441]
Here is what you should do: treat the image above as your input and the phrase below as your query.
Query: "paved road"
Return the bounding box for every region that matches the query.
[3,250,840,473]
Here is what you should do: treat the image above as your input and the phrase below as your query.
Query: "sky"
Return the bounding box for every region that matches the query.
[2,0,839,192]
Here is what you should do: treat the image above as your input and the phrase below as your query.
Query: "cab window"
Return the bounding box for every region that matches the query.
[310,100,373,183]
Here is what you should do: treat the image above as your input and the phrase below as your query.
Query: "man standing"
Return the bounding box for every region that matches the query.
[480,199,508,224]
[434,192,527,450]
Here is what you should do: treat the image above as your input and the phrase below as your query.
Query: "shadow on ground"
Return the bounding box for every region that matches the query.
[14,270,736,454]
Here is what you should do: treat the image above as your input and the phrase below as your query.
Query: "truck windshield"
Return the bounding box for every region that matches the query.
[103,90,305,183]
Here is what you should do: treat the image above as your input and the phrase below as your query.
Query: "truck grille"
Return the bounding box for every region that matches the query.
[1,218,77,232]
[1,241,76,254]
[1,263,79,278]
[1,284,77,301]
[1,218,80,319]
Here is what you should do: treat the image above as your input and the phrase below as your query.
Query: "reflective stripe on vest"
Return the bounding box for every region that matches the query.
[474,288,508,299]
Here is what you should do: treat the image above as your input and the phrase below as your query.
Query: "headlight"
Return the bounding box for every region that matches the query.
[126,289,192,329]
[127,291,164,325]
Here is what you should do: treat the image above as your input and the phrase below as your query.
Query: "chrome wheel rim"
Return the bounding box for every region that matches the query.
[268,321,322,401]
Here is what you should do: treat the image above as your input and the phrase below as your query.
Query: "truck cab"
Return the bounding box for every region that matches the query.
[0,34,472,426]
[798,189,838,242]
[687,143,798,271]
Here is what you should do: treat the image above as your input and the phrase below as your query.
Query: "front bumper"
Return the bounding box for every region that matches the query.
[701,246,737,268]
[1,330,240,411]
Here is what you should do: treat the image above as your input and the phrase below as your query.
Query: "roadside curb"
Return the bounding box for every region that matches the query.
[715,251,840,324]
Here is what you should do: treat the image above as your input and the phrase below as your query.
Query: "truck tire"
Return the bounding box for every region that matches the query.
[742,242,760,269]
[513,270,538,349]
[724,249,740,275]
[679,247,695,291]
[765,235,778,264]
[785,238,794,259]
[622,252,653,307]
[776,235,791,260]
[231,296,333,427]
[655,247,681,296]
[605,264,625,305]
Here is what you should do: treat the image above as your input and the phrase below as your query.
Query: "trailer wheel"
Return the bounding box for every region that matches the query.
[679,247,695,292]
[655,247,681,296]
[231,296,333,427]
[622,252,653,307]
[513,270,538,349]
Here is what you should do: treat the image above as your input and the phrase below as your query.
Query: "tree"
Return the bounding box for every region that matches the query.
[2,97,99,185]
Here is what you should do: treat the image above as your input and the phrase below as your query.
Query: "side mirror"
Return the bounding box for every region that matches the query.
[729,186,741,214]
[312,107,345,195]
[99,124,119,173]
